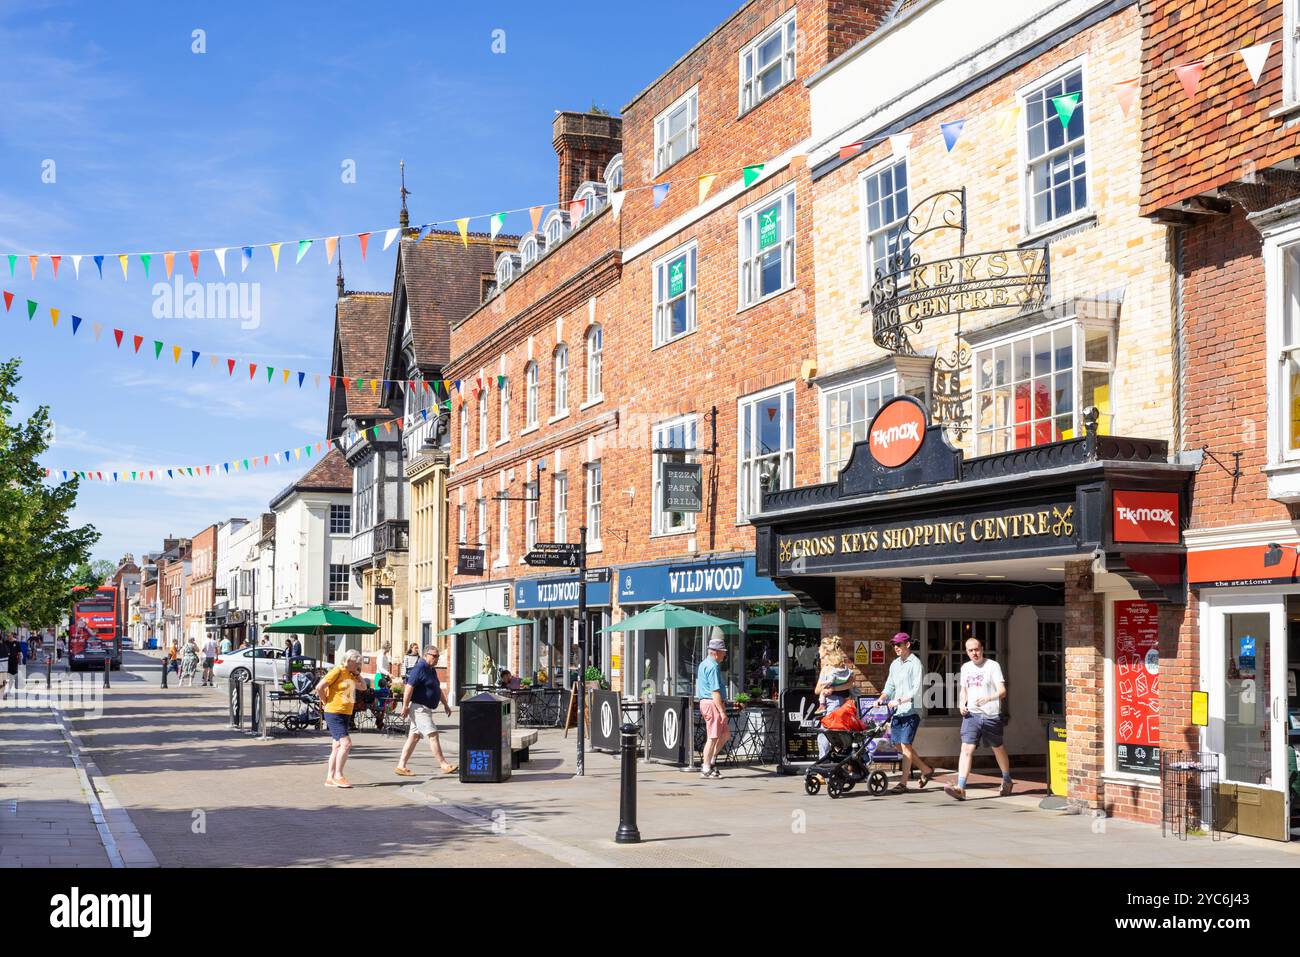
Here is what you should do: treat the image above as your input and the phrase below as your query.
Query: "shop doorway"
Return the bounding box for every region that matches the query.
[1204,596,1291,841]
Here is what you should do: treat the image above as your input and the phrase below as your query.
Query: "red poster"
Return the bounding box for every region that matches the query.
[1114,599,1160,773]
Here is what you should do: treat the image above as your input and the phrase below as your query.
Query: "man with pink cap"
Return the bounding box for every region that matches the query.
[875,631,936,792]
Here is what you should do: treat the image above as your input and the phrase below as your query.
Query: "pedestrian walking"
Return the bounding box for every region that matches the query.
[875,632,936,792]
[290,637,302,658]
[374,642,391,682]
[696,636,730,778]
[219,634,233,655]
[179,637,200,687]
[0,635,17,697]
[200,634,218,686]
[315,649,363,789]
[393,646,457,777]
[945,636,1013,801]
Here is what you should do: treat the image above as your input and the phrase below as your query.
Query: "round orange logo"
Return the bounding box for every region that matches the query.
[868,398,926,468]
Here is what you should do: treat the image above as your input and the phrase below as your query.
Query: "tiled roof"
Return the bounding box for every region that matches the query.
[397,230,517,370]
[335,291,392,417]
[1140,0,1300,215]
[270,449,351,507]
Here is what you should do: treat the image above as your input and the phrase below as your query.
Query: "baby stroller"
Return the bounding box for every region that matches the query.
[280,672,323,732]
[804,702,896,799]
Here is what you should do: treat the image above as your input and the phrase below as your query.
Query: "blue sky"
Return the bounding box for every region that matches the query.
[0,0,737,564]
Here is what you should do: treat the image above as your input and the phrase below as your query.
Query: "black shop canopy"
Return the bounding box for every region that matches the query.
[749,397,1194,609]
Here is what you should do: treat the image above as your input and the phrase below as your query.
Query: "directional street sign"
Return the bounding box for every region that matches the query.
[524,542,583,568]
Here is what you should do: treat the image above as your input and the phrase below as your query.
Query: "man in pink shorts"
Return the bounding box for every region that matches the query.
[696,637,730,778]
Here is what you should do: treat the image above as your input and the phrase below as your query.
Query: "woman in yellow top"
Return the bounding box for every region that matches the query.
[315,649,363,788]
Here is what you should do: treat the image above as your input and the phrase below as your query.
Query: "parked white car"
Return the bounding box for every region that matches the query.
[212,646,289,684]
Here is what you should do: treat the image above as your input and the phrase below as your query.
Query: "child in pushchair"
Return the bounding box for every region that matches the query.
[804,702,903,799]
[280,671,323,732]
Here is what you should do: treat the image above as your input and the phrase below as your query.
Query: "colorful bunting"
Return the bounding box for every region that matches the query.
[698,173,717,204]
[357,233,370,259]
[214,247,228,276]
[1174,62,1204,101]
[610,191,626,219]
[71,315,82,336]
[887,134,911,157]
[1114,79,1139,118]
[530,206,545,233]
[270,242,282,271]
[489,213,506,240]
[164,251,175,279]
[653,184,670,208]
[455,218,470,246]
[1050,92,1081,131]
[940,120,966,152]
[1240,41,1272,88]
[383,228,399,251]
[325,236,338,264]
[743,164,764,187]
[295,240,312,264]
[140,253,151,278]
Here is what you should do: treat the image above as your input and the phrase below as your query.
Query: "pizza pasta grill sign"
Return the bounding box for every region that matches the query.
[868,397,926,468]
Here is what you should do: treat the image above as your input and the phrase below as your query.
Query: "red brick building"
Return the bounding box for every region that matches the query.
[1141,0,1300,840]
[445,0,892,700]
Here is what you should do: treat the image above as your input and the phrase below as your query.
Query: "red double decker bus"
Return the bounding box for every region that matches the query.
[69,585,121,671]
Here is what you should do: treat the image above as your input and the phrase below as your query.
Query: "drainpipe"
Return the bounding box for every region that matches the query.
[1172,228,1185,456]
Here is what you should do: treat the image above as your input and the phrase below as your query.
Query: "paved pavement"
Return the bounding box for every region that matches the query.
[7,648,1300,868]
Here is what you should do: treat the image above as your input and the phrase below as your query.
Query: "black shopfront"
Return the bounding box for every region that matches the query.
[750,397,1191,780]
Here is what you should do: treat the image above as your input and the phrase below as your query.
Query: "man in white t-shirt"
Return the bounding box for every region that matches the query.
[200,635,219,687]
[944,636,1013,801]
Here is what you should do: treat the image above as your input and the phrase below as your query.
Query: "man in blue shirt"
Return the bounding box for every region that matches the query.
[876,632,936,792]
[696,637,730,778]
[394,646,457,777]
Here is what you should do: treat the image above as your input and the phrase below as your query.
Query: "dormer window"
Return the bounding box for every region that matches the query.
[574,182,608,221]
[543,209,570,247]
[495,253,515,289]
[519,233,541,268]
[604,154,623,193]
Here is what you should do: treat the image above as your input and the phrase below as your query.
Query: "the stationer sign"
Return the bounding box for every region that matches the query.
[776,499,1076,575]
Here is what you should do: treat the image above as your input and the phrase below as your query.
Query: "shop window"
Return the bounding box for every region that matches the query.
[924,619,999,716]
[1021,64,1088,234]
[1223,612,1273,785]
[862,158,910,287]
[740,9,797,115]
[740,185,796,308]
[654,242,697,346]
[822,374,896,480]
[1038,620,1063,716]
[738,383,795,521]
[972,321,1113,456]
[654,86,698,174]
[652,415,697,535]
[787,606,824,692]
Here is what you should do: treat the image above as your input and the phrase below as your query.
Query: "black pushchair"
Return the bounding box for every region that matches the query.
[803,704,897,799]
[280,672,323,732]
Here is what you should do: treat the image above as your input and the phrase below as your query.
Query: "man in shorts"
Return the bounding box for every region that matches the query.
[875,631,936,792]
[394,646,457,776]
[200,634,218,687]
[696,637,730,778]
[945,636,1013,800]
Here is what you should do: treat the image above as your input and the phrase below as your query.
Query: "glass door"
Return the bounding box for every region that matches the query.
[1206,597,1289,839]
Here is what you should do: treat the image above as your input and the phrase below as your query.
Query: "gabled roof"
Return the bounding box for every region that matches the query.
[391,230,517,374]
[269,449,351,509]
[331,290,392,420]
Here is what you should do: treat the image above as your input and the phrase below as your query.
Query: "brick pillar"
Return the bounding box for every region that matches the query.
[1064,560,1105,811]
[827,577,900,696]
[1161,599,1197,755]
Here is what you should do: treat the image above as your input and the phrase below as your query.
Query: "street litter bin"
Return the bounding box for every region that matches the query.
[147,638,158,650]
[460,692,512,783]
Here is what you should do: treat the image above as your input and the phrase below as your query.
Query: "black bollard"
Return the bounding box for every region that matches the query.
[46,652,52,690]
[160,651,169,689]
[103,654,110,689]
[615,722,642,844]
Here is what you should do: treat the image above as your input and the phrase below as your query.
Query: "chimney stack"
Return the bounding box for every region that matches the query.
[552,111,622,209]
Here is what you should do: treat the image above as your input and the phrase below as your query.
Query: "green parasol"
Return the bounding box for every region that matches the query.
[437,609,533,636]
[599,601,735,633]
[263,605,378,634]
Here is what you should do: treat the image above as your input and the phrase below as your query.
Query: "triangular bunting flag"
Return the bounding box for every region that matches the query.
[325,236,338,264]
[997,103,1023,136]
[1174,62,1203,101]
[653,184,670,208]
[6,254,14,276]
[417,224,433,242]
[698,173,717,204]
[227,358,236,376]
[1114,79,1139,118]
[530,206,545,233]
[26,299,37,320]
[241,246,253,272]
[50,255,60,279]
[455,218,470,246]
[1240,41,1273,88]
[153,340,163,359]
[270,242,282,270]
[838,141,863,161]
[489,214,506,240]
[214,247,228,276]
[72,255,82,279]
[164,251,175,279]
[71,315,82,335]
[133,335,144,353]
[191,350,200,367]
[249,363,257,379]
[140,253,151,277]
[568,199,585,223]
[295,239,312,264]
[1,291,10,311]
[28,255,37,279]
[743,164,764,188]
[94,255,104,278]
[209,354,218,368]
[113,329,124,347]
[888,134,912,157]
[282,368,290,384]
[357,232,370,259]
[267,366,275,382]
[298,372,306,388]
[383,228,398,250]
[940,119,966,152]
[49,308,59,328]
[172,345,182,363]
[1051,92,1082,130]
[610,191,626,219]
[118,254,128,279]
[92,322,103,341]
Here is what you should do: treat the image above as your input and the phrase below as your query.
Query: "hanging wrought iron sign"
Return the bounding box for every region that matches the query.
[867,187,1050,357]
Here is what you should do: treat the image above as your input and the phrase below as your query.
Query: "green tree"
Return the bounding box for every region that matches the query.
[0,357,99,630]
